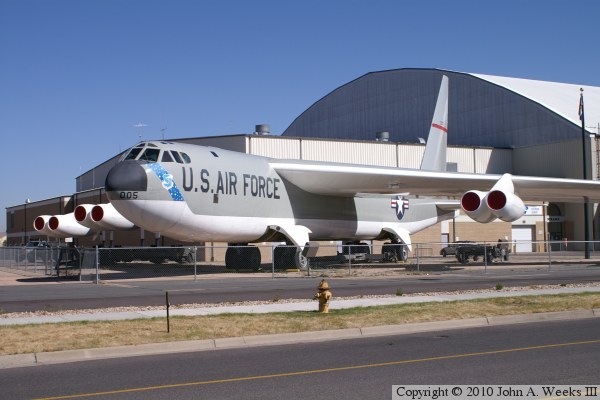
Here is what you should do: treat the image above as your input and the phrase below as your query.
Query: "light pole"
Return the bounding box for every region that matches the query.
[580,88,591,259]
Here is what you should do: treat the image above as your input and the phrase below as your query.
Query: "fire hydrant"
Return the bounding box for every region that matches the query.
[314,279,332,313]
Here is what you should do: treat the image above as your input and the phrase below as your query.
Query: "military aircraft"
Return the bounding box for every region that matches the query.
[100,75,600,269]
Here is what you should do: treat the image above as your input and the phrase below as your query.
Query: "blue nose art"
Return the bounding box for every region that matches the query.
[105,161,148,192]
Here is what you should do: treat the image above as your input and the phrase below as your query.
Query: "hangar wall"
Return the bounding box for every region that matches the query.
[513,138,595,179]
[248,135,512,173]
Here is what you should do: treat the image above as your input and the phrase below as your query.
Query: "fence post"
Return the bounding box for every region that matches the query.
[548,240,552,271]
[271,246,275,279]
[484,241,488,272]
[348,244,352,276]
[416,243,420,272]
[95,246,99,284]
[194,246,197,281]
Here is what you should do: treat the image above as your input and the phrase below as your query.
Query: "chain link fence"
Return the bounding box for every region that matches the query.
[1,240,599,282]
[0,246,61,276]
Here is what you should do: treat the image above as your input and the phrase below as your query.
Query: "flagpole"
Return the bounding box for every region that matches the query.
[580,88,591,259]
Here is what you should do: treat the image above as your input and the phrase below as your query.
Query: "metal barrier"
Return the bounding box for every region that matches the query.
[0,246,60,275]
[1,240,599,282]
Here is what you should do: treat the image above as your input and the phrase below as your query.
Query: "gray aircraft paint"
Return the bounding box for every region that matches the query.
[106,141,454,244]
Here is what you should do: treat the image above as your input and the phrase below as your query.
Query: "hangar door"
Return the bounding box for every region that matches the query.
[512,226,533,253]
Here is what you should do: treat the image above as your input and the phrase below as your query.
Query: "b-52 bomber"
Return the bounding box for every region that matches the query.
[41,75,600,270]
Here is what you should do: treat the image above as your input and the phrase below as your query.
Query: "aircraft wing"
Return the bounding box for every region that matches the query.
[270,160,600,203]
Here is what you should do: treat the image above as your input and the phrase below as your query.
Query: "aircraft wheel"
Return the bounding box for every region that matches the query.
[226,246,261,270]
[382,243,395,262]
[245,247,261,271]
[274,246,295,270]
[398,246,408,262]
[184,252,194,264]
[382,243,407,263]
[225,247,239,269]
[295,250,308,270]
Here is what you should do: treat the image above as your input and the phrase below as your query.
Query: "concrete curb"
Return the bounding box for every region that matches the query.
[1,309,598,370]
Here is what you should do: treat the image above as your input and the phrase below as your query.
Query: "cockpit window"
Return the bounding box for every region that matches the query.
[161,151,174,162]
[147,143,158,148]
[170,151,183,164]
[139,148,160,162]
[181,152,191,163]
[124,147,143,160]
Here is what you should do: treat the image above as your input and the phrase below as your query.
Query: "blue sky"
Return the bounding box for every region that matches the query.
[2,0,600,234]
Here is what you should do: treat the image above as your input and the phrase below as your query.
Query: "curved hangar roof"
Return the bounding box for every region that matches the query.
[282,69,600,148]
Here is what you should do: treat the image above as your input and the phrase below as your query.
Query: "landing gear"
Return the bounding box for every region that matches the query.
[273,246,309,270]
[225,245,261,271]
[346,241,371,255]
[382,242,408,262]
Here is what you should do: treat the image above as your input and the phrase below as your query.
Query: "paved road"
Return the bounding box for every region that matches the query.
[1,318,598,399]
[1,266,600,312]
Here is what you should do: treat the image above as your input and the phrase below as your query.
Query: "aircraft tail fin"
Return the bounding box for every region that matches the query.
[420,75,449,171]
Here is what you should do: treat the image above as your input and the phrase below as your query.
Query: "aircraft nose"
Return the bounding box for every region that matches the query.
[105,160,148,192]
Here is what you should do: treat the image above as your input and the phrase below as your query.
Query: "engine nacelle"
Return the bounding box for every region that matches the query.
[74,204,99,230]
[461,190,496,223]
[91,203,135,230]
[48,213,91,237]
[33,215,53,236]
[486,189,525,222]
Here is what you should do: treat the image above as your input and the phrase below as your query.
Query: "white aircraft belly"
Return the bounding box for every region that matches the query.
[113,199,453,244]
[298,214,452,240]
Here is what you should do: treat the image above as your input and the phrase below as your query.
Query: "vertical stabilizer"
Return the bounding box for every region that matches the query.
[420,75,449,171]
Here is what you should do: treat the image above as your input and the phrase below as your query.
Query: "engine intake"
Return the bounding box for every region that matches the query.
[487,190,525,222]
[461,174,526,223]
[461,190,496,223]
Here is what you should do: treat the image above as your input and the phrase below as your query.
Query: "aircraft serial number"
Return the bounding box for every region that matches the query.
[182,168,281,199]
[119,191,138,199]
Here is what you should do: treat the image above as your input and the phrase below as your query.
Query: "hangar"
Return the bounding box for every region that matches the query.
[5,68,600,253]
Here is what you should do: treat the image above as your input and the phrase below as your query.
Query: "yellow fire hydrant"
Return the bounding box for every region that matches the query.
[314,279,332,313]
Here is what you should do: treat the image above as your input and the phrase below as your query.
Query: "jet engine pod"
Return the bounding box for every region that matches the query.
[48,213,90,237]
[74,204,99,229]
[486,190,525,222]
[91,203,135,230]
[33,215,53,236]
[461,190,496,223]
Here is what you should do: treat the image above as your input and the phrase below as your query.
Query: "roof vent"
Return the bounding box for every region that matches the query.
[255,124,270,135]
[375,131,389,142]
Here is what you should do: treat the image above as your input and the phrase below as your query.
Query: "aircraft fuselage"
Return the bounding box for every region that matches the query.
[105,141,454,245]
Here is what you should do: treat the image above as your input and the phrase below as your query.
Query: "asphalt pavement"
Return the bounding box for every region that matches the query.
[1,284,599,370]
[2,264,600,312]
[2,318,599,399]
